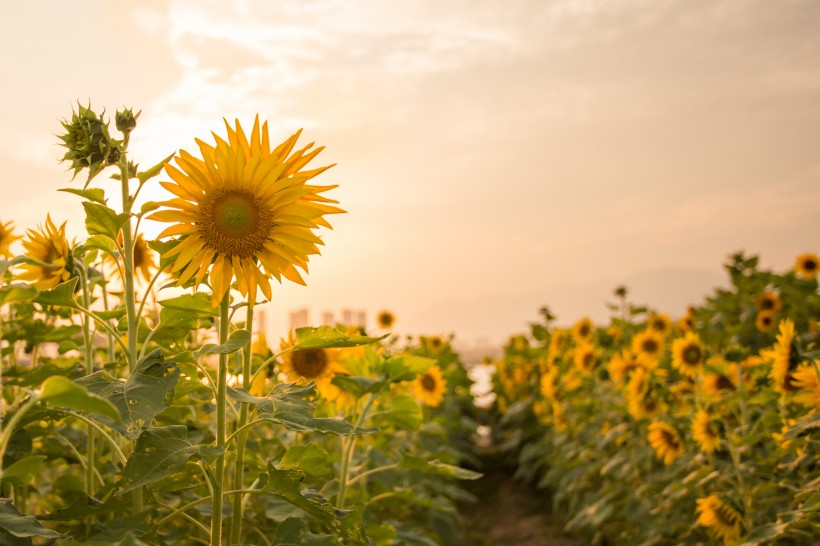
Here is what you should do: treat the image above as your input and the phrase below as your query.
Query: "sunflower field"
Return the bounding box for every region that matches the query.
[490,253,820,545]
[0,105,481,545]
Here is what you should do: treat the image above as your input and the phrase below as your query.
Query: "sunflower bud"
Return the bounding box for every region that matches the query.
[58,103,120,184]
[115,107,140,134]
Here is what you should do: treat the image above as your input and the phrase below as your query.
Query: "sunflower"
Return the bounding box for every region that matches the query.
[695,495,743,544]
[17,215,72,289]
[109,232,156,283]
[755,290,781,312]
[647,313,671,336]
[692,410,721,453]
[671,331,705,378]
[413,365,447,407]
[792,362,820,411]
[150,117,343,306]
[631,329,664,361]
[376,310,395,329]
[573,343,599,374]
[795,252,819,280]
[547,329,570,366]
[540,367,560,401]
[426,335,446,354]
[647,421,684,464]
[571,317,594,344]
[765,319,800,394]
[627,367,660,420]
[0,219,21,259]
[755,310,776,333]
[279,332,349,400]
[607,350,640,384]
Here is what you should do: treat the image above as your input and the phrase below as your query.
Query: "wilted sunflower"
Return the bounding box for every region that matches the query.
[671,331,705,378]
[695,496,743,544]
[794,252,819,280]
[755,290,781,313]
[0,219,21,259]
[150,117,343,306]
[647,313,671,336]
[413,365,447,407]
[647,421,684,465]
[765,319,800,394]
[631,329,664,361]
[573,343,599,375]
[17,215,72,289]
[571,317,594,344]
[755,310,776,333]
[692,410,721,453]
[279,332,349,400]
[376,310,395,329]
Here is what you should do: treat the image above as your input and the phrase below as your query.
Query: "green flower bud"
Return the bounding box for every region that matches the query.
[115,107,140,134]
[58,103,121,185]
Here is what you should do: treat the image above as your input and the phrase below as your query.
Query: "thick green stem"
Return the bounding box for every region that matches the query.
[211,295,230,546]
[337,394,375,509]
[229,301,254,545]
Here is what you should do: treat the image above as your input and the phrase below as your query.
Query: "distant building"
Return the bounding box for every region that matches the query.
[289,308,309,330]
[322,311,334,325]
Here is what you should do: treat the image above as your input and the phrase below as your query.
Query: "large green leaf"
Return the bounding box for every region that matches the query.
[291,326,386,350]
[0,284,38,306]
[0,499,62,539]
[279,445,331,480]
[380,355,435,382]
[82,202,129,242]
[227,384,375,436]
[194,329,250,357]
[77,350,179,434]
[372,395,422,431]
[398,453,482,480]
[39,376,121,423]
[120,425,223,493]
[34,278,79,308]
[0,456,47,487]
[330,376,386,399]
[158,293,219,317]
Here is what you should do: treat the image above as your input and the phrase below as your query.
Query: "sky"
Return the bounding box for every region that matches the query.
[1,0,819,347]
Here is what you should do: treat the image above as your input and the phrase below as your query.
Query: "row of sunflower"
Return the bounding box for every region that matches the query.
[0,104,479,545]
[490,252,819,545]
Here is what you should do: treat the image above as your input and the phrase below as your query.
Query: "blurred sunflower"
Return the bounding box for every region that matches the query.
[647,313,671,336]
[792,362,820,411]
[426,335,445,354]
[702,369,737,398]
[0,219,21,259]
[794,252,818,280]
[692,410,721,453]
[540,367,560,401]
[765,319,800,394]
[695,495,743,544]
[607,350,640,384]
[150,117,343,306]
[279,332,349,400]
[671,331,705,378]
[647,421,684,464]
[376,310,395,329]
[573,343,599,374]
[571,317,593,344]
[755,310,776,333]
[631,329,664,361]
[413,365,447,407]
[755,290,781,313]
[17,215,73,289]
[677,306,695,331]
[106,232,156,284]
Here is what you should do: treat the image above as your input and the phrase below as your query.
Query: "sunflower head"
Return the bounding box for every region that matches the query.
[695,495,743,544]
[17,215,73,289]
[795,253,819,280]
[0,220,21,259]
[647,421,684,465]
[672,331,705,378]
[755,310,776,333]
[413,365,447,407]
[573,343,599,374]
[376,310,395,329]
[767,319,801,394]
[112,231,156,283]
[692,410,721,453]
[571,317,594,344]
[279,332,348,383]
[755,290,782,312]
[150,117,343,306]
[647,313,671,336]
[631,329,664,360]
[792,362,820,411]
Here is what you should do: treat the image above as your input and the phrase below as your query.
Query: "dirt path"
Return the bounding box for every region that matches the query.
[456,468,588,546]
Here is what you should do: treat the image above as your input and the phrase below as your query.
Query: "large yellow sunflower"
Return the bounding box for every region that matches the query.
[150,117,343,306]
[0,219,21,259]
[17,215,72,289]
[671,331,705,378]
[413,365,447,407]
[647,421,684,465]
[794,252,819,280]
[692,410,721,453]
[695,495,743,544]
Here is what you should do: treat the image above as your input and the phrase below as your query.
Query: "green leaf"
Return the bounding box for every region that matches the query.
[0,499,62,538]
[227,385,376,436]
[399,453,482,480]
[120,425,223,493]
[39,376,121,423]
[372,395,422,431]
[0,456,47,487]
[279,445,331,479]
[34,278,79,308]
[58,187,106,204]
[83,202,129,242]
[138,202,159,216]
[94,307,127,320]
[194,329,250,358]
[381,355,435,382]
[0,284,38,306]
[84,234,117,254]
[77,350,179,434]
[292,326,386,350]
[158,293,219,317]
[330,376,386,399]
[136,152,174,184]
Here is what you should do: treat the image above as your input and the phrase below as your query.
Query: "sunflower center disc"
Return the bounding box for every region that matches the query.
[291,349,328,379]
[421,374,437,391]
[683,345,702,365]
[198,189,273,257]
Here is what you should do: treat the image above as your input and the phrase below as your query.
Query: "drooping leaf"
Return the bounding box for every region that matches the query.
[39,376,121,423]
[292,326,386,350]
[0,499,62,539]
[194,329,250,358]
[58,187,106,204]
[136,152,174,184]
[120,425,223,493]
[34,278,79,308]
[227,385,376,436]
[82,202,129,242]
[0,456,47,487]
[77,350,179,434]
[279,445,332,480]
[398,453,482,480]
[0,284,38,306]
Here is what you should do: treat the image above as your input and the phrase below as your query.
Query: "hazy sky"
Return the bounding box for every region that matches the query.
[1,0,819,345]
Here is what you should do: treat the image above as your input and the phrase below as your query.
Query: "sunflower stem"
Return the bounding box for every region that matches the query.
[229,300,254,545]
[78,267,96,498]
[337,394,375,509]
[211,295,230,546]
